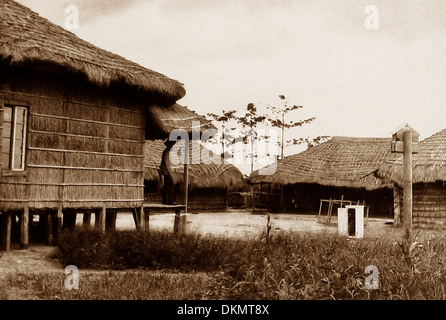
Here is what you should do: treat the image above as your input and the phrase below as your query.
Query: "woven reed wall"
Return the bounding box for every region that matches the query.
[412,183,446,229]
[0,68,146,211]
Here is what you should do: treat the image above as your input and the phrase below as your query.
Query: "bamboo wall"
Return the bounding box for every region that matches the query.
[0,67,147,211]
[398,182,446,229]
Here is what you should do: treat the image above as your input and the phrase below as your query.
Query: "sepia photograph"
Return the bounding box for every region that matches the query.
[1,0,446,308]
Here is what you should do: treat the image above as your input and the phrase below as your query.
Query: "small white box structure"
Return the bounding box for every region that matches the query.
[337,205,364,238]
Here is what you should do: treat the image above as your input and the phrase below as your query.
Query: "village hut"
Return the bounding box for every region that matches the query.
[248,136,394,216]
[376,129,446,229]
[144,139,245,212]
[0,0,214,250]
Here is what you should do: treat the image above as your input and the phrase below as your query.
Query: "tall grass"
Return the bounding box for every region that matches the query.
[51,229,446,300]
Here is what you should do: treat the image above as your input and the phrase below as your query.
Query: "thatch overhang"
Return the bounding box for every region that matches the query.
[146,104,216,140]
[144,139,244,190]
[0,0,185,103]
[249,136,393,190]
[376,129,446,186]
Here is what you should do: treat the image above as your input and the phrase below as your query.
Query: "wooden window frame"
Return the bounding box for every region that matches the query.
[2,105,28,172]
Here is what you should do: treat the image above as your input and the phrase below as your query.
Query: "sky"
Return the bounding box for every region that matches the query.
[15,0,446,173]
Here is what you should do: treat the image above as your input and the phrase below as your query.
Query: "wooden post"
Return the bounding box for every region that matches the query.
[183,139,189,214]
[225,186,229,211]
[105,211,118,231]
[46,213,53,245]
[318,200,323,222]
[139,207,146,232]
[280,185,285,212]
[144,210,150,232]
[260,183,263,210]
[0,214,12,251]
[174,209,186,235]
[20,205,29,249]
[132,206,142,231]
[393,185,402,226]
[403,130,413,235]
[95,206,106,233]
[327,198,333,223]
[55,205,63,241]
[63,212,77,230]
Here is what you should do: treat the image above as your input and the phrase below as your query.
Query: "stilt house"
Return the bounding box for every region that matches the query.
[0,0,213,250]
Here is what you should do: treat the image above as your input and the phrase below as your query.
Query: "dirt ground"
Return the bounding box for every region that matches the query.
[1,209,444,292]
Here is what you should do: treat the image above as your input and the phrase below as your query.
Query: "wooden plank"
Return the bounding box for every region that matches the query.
[142,203,186,209]
[31,111,144,128]
[28,146,144,158]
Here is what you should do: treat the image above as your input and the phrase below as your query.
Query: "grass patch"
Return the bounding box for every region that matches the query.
[4,229,446,300]
[0,271,213,300]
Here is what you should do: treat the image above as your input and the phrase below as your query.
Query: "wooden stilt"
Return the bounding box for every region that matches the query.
[63,212,77,230]
[139,207,146,232]
[132,207,141,231]
[105,211,118,231]
[20,205,29,249]
[46,213,54,245]
[143,210,150,232]
[55,205,63,242]
[0,214,12,251]
[83,213,92,228]
[95,206,106,233]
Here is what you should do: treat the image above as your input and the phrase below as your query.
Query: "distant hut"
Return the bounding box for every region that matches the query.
[144,139,245,212]
[377,129,446,229]
[0,0,213,250]
[248,137,394,216]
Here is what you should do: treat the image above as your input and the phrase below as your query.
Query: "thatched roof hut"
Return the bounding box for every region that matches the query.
[144,139,244,190]
[0,0,217,248]
[375,129,446,229]
[0,0,185,104]
[249,136,393,190]
[376,129,446,185]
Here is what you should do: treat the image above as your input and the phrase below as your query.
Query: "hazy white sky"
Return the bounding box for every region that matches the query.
[16,0,446,161]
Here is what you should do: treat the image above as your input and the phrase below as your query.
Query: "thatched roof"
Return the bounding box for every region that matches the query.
[0,0,185,103]
[249,136,393,190]
[146,104,216,140]
[144,140,244,190]
[376,129,446,185]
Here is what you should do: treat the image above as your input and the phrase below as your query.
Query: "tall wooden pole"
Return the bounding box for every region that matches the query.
[183,139,189,214]
[403,129,413,236]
